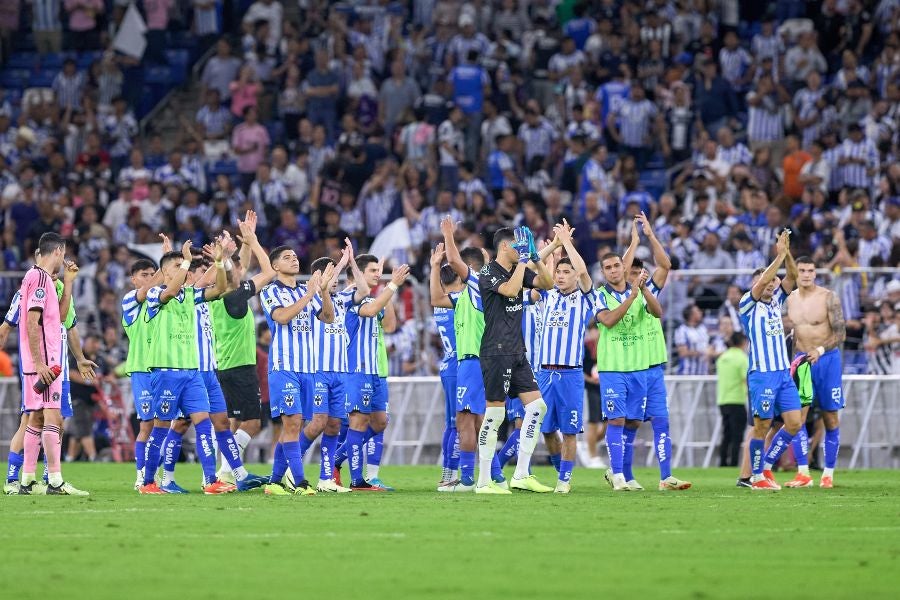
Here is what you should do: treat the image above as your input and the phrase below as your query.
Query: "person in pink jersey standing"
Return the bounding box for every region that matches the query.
[18,233,88,495]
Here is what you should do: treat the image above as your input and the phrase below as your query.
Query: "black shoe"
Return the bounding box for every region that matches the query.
[736,478,752,488]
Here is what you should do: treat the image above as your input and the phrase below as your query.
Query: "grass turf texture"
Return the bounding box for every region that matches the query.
[3,465,900,600]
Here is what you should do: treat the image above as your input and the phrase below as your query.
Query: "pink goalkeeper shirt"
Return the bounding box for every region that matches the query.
[17,267,62,373]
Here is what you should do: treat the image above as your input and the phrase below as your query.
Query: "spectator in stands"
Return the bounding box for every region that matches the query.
[690,231,735,309]
[675,304,711,375]
[32,0,64,55]
[64,0,104,50]
[231,105,271,191]
[202,38,242,102]
[784,31,827,89]
[229,63,261,119]
[782,135,812,202]
[304,49,340,143]
[53,59,85,111]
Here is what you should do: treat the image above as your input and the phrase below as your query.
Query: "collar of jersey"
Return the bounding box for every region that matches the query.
[603,282,631,295]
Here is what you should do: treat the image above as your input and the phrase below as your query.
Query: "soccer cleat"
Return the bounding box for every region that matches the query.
[820,476,834,489]
[139,482,165,495]
[236,473,269,492]
[611,473,631,491]
[437,479,458,492]
[46,481,90,496]
[604,468,614,488]
[350,480,386,492]
[783,473,813,488]
[475,481,512,495]
[203,480,237,495]
[217,469,236,485]
[658,476,692,491]
[510,475,553,493]
[367,477,395,491]
[554,481,571,494]
[291,480,316,496]
[736,478,752,488]
[762,469,779,487]
[264,482,292,496]
[626,479,645,491]
[316,478,352,493]
[333,466,343,487]
[492,478,509,490]
[160,481,190,494]
[4,481,19,495]
[134,469,143,491]
[751,478,780,491]
[448,481,475,493]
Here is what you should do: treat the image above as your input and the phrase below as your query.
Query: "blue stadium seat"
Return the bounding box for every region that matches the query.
[208,160,239,178]
[7,52,38,70]
[265,121,285,144]
[144,65,172,85]
[76,51,103,69]
[165,50,189,84]
[39,52,67,69]
[0,69,30,89]
[29,69,58,88]
[639,169,669,200]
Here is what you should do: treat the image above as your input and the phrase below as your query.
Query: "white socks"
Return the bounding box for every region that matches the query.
[514,399,547,480]
[234,429,251,461]
[477,407,504,486]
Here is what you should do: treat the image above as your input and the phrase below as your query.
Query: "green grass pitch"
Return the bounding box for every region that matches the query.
[3,464,900,600]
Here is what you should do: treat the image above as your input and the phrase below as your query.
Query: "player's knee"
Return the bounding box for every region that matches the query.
[823,411,840,430]
[210,412,229,431]
[526,398,547,418]
[241,419,261,437]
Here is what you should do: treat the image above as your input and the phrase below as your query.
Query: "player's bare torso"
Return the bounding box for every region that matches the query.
[786,286,833,353]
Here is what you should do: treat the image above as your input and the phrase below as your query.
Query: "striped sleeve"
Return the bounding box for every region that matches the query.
[5,291,21,326]
[593,290,608,313]
[773,286,787,304]
[738,291,756,315]
[193,287,208,304]
[121,290,140,326]
[260,284,284,317]
[646,279,663,298]
[145,286,163,319]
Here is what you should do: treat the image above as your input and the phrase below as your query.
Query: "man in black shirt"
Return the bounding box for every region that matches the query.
[477,226,554,493]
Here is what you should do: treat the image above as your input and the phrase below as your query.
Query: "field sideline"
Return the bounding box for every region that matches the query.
[3,464,899,600]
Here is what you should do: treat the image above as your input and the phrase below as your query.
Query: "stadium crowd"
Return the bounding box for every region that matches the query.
[1,0,900,400]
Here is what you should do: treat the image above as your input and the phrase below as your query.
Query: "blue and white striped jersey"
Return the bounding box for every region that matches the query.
[613,98,657,147]
[538,287,595,367]
[739,288,790,373]
[839,138,878,189]
[260,281,323,373]
[434,302,457,376]
[346,296,384,375]
[195,302,217,372]
[523,291,545,371]
[5,290,20,325]
[673,323,710,375]
[315,289,356,373]
[746,92,783,143]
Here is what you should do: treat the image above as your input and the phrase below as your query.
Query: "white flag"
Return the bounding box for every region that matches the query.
[113,3,148,60]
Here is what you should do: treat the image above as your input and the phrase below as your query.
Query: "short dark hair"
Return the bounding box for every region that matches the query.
[38,233,65,257]
[130,258,157,275]
[159,251,184,270]
[440,264,460,287]
[683,305,697,321]
[493,227,515,251]
[460,247,486,270]
[310,257,335,274]
[728,332,748,348]
[268,245,294,264]
[556,257,573,269]
[350,254,378,280]
[600,252,622,264]
[631,257,644,269]
[256,321,269,338]
[752,267,766,278]
[795,255,816,267]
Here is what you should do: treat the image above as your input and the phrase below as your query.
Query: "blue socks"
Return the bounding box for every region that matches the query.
[282,440,305,484]
[622,427,637,481]
[441,427,452,469]
[134,440,146,473]
[652,418,672,480]
[763,428,795,470]
[271,442,287,483]
[825,427,840,469]
[792,426,809,467]
[606,424,624,475]
[497,429,520,468]
[299,431,315,458]
[347,429,365,485]
[320,434,337,480]
[143,426,168,485]
[215,430,244,471]
[459,450,475,485]
[559,459,573,483]
[448,429,459,471]
[750,438,764,475]
[194,418,218,484]
[162,429,183,474]
[6,450,23,482]
[490,453,503,482]
[549,453,561,473]
[367,431,384,467]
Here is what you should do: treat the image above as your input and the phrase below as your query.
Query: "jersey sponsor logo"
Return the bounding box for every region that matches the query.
[505,304,523,313]
[479,265,490,276]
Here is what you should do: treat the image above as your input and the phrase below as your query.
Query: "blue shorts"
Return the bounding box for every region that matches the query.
[373,377,389,413]
[538,368,584,435]
[60,380,72,419]
[313,371,345,419]
[644,364,668,420]
[599,370,648,421]
[267,370,309,418]
[150,369,211,421]
[809,349,844,412]
[506,397,525,421]
[347,373,378,415]
[456,358,486,415]
[131,372,154,421]
[202,371,228,415]
[748,370,801,421]
[440,373,457,428]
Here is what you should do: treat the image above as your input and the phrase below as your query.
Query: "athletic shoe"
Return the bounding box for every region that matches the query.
[448,481,474,493]
[475,481,512,495]
[333,466,343,487]
[139,482,165,495]
[626,479,645,491]
[510,475,553,493]
[492,478,509,490]
[736,478,752,488]
[762,469,779,487]
[751,478,780,491]
[217,469,236,485]
[236,473,268,492]
[160,481,190,494]
[46,481,89,496]
[4,481,19,495]
[291,480,316,496]
[783,473,813,488]
[203,480,237,495]
[350,480,385,492]
[604,468,614,488]
[554,481,571,494]
[658,476,692,491]
[437,479,458,492]
[820,475,834,489]
[316,478,352,493]
[133,469,143,491]
[586,456,607,469]
[264,482,292,496]
[368,477,395,491]
[17,481,46,495]
[611,473,631,491]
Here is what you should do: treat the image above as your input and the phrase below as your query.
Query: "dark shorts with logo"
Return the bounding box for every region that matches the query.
[480,353,539,401]
[217,365,262,421]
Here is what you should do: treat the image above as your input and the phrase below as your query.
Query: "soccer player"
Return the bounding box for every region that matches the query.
[429,245,463,489]
[594,249,661,491]
[536,221,596,493]
[784,256,846,488]
[622,213,692,491]
[16,233,89,495]
[740,230,803,491]
[139,240,232,494]
[260,247,337,495]
[477,226,556,494]
[343,256,410,491]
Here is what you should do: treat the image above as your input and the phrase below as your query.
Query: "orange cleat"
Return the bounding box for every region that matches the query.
[139,482,165,495]
[783,473,813,488]
[762,469,779,486]
[333,466,343,487]
[203,480,237,495]
[751,478,780,491]
[820,476,834,489]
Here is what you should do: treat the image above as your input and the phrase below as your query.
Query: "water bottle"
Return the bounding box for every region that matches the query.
[32,365,62,394]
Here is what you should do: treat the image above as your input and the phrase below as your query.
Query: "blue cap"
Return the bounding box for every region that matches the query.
[675,52,693,66]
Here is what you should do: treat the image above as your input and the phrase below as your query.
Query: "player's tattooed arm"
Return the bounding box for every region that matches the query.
[825,290,846,351]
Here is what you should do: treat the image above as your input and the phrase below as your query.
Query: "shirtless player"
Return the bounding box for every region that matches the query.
[784,256,846,488]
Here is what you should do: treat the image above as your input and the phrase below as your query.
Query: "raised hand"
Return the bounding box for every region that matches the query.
[63,259,79,284]
[376,256,386,279]
[307,270,322,293]
[213,240,224,262]
[440,215,456,238]
[244,210,258,233]
[430,243,446,267]
[160,233,173,253]
[553,222,573,245]
[391,264,411,286]
[220,231,238,257]
[630,268,649,289]
[238,219,257,246]
[181,240,193,262]
[320,263,336,292]
[638,211,653,236]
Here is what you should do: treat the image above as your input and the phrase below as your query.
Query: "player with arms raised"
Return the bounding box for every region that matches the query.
[784,257,846,488]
